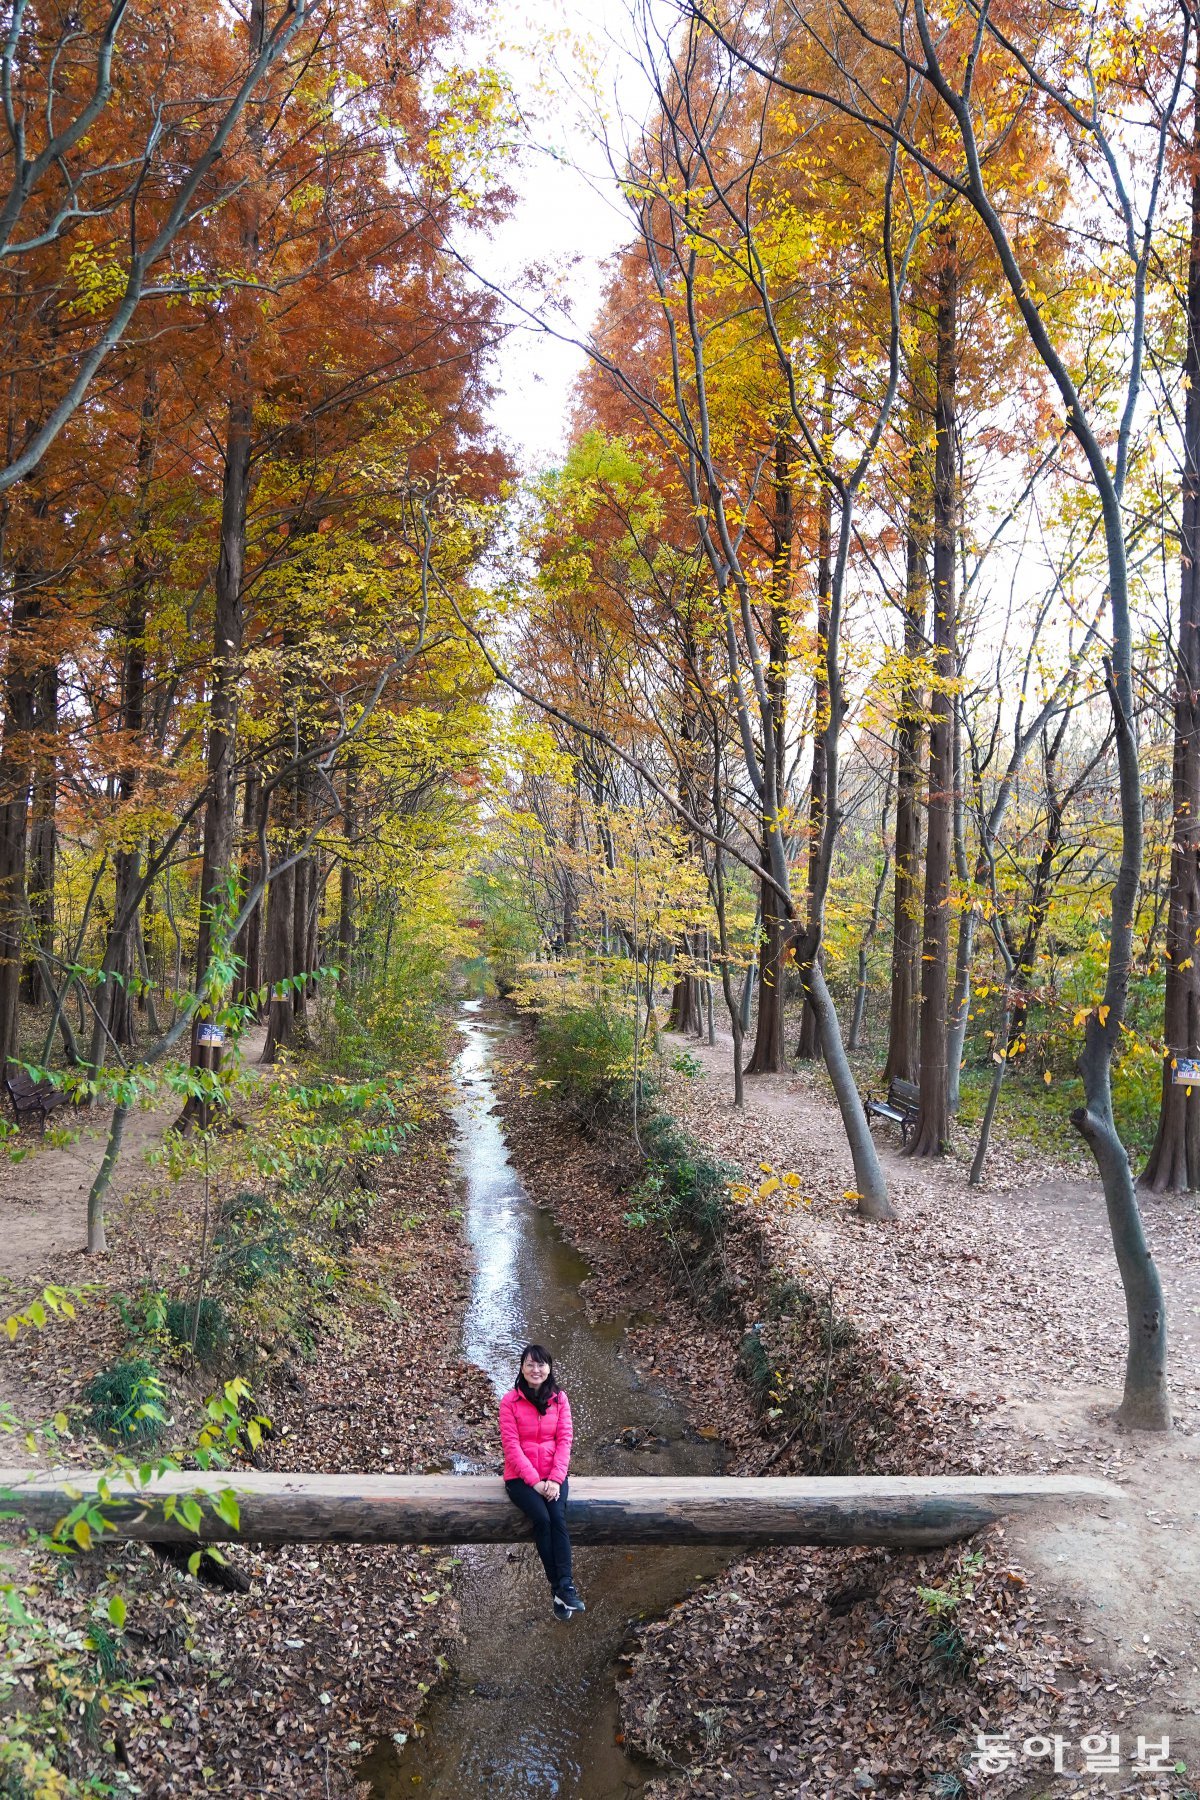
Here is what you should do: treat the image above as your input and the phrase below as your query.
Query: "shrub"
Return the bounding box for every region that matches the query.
[163,1297,230,1367]
[84,1359,168,1447]
[735,1280,894,1476]
[215,1191,295,1288]
[627,1109,740,1318]
[536,1002,639,1124]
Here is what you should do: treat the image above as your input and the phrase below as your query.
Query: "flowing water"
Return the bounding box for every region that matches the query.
[358,1000,726,1798]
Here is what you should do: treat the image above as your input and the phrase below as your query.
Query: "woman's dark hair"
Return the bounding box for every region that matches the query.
[515,1343,560,1413]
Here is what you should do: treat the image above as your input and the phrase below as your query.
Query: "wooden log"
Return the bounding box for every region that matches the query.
[0,1471,1119,1550]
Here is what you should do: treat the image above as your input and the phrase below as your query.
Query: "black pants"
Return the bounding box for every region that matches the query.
[505,1477,572,1592]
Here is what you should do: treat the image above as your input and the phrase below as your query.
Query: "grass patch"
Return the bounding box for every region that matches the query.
[162,1296,230,1367]
[84,1358,169,1447]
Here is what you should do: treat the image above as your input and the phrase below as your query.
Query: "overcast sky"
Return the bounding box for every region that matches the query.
[468,0,653,478]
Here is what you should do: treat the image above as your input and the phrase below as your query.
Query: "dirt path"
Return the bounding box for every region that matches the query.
[0,1025,268,1283]
[663,1029,1200,1771]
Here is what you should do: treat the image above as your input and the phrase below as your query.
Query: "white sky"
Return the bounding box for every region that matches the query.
[468,0,653,478]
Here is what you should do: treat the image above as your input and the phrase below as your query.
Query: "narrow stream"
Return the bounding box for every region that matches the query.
[358,1000,726,1797]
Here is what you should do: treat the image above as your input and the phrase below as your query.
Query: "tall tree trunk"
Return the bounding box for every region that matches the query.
[306,848,321,991]
[336,759,357,992]
[234,763,264,1006]
[1142,111,1200,1192]
[747,427,792,1075]
[883,448,927,1086]
[848,764,893,1052]
[910,246,958,1159]
[91,373,158,1065]
[797,430,832,1061]
[668,940,706,1036]
[946,693,972,1113]
[291,833,311,1039]
[191,393,252,1086]
[0,583,40,1068]
[21,659,57,1006]
[262,775,297,1063]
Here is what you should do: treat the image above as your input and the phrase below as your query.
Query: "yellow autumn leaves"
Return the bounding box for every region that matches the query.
[729,1164,811,1208]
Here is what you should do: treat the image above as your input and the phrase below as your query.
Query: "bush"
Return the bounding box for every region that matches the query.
[215,1191,294,1288]
[84,1359,168,1447]
[536,1002,639,1124]
[627,1109,740,1318]
[734,1279,900,1476]
[163,1297,230,1367]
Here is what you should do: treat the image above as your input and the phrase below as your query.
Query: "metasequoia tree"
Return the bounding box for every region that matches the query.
[909,234,959,1157]
[1143,26,1200,1191]
[700,0,1185,1420]
[882,433,928,1085]
[0,0,314,493]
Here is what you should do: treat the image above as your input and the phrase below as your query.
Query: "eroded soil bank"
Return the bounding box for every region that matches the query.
[491,1016,1200,1800]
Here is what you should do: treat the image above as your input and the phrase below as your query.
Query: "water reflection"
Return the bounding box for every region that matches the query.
[360,1001,725,1799]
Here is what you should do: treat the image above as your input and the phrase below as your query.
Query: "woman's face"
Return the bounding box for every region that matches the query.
[522,1351,550,1387]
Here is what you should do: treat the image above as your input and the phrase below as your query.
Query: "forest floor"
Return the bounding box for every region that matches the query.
[0,1023,494,1796]
[490,1014,1199,1798]
[3,1005,1198,1798]
[659,1027,1200,1795]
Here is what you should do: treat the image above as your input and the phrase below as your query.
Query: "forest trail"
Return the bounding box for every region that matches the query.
[663,1029,1200,1763]
[0,1025,269,1284]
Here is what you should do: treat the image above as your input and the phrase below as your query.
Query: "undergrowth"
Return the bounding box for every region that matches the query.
[736,1273,903,1474]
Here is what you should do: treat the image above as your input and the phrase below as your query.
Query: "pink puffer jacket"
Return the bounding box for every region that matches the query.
[499,1386,573,1485]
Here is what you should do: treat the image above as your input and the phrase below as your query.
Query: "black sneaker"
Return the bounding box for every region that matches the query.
[556,1583,586,1614]
[552,1594,573,1623]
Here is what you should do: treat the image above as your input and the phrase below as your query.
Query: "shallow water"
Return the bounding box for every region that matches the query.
[358,1000,726,1798]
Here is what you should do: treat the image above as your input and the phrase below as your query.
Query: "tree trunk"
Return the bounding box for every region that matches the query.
[668,942,706,1036]
[883,448,927,1086]
[747,429,792,1075]
[747,894,787,1072]
[191,393,251,1086]
[21,659,57,1007]
[291,840,311,1038]
[848,767,892,1053]
[0,1468,1119,1551]
[86,1101,129,1255]
[336,759,357,991]
[262,775,297,1064]
[0,584,41,1069]
[234,763,264,1006]
[94,377,157,1062]
[909,247,958,1159]
[797,445,832,1061]
[809,959,895,1218]
[1141,116,1200,1193]
[946,695,973,1113]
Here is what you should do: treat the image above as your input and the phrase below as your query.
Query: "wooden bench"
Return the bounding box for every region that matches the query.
[864,1076,920,1144]
[4,1067,72,1134]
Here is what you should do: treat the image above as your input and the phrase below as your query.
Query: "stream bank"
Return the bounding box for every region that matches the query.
[489,1016,1195,1800]
[1,1103,493,1796]
[363,1001,727,1799]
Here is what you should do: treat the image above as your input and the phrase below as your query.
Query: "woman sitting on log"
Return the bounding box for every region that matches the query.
[499,1343,585,1621]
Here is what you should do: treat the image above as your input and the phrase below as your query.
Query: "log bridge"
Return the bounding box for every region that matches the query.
[0,1471,1119,1550]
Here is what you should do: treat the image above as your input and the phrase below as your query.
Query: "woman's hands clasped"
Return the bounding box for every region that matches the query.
[535,1479,561,1501]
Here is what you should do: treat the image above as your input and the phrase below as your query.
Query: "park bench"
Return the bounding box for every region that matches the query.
[864,1076,920,1145]
[4,1067,72,1135]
